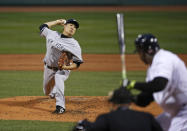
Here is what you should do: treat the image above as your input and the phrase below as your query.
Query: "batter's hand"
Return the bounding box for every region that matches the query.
[126,80,136,90]
[56,19,66,26]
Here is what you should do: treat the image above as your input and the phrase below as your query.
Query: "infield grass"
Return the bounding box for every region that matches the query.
[0,120,74,131]
[0,70,146,98]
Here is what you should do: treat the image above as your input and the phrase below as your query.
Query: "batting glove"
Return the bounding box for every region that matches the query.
[126,80,136,90]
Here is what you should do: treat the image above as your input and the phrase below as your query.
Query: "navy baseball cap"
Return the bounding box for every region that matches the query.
[65,19,79,29]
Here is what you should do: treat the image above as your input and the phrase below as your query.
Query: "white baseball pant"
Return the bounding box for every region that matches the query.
[43,65,70,109]
[156,104,187,131]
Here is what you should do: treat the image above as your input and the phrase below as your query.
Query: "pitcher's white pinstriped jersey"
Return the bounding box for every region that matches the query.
[146,49,187,116]
[40,27,83,67]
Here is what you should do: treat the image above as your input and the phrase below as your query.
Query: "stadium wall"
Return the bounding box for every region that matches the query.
[0,0,187,6]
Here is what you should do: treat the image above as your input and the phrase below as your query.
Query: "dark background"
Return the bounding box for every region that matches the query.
[0,0,187,6]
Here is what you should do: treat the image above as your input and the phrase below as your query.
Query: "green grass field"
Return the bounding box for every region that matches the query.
[0,11,187,130]
[0,71,146,98]
[0,11,187,54]
[0,120,74,131]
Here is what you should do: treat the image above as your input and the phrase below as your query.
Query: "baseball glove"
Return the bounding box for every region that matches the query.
[58,51,72,70]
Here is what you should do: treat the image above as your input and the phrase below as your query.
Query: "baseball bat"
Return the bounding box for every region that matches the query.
[116,13,128,87]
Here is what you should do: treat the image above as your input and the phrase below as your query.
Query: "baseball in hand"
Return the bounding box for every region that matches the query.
[57,19,66,25]
[63,20,66,24]
[60,19,66,25]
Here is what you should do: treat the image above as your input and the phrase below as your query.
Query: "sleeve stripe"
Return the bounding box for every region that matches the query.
[39,24,49,33]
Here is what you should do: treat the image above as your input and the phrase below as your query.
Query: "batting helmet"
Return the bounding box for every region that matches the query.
[135,33,160,55]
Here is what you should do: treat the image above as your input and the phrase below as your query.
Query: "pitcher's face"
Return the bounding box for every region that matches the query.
[63,23,76,37]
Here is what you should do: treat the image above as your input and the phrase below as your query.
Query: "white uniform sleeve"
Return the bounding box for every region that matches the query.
[40,27,53,37]
[147,57,173,81]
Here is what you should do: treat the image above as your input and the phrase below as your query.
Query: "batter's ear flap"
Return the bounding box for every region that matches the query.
[147,48,154,54]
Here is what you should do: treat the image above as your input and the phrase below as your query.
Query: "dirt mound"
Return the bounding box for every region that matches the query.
[0,96,162,122]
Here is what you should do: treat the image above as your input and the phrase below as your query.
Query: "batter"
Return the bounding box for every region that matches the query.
[39,18,83,114]
[126,34,187,131]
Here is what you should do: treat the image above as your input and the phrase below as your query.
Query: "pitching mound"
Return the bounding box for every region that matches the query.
[0,96,163,122]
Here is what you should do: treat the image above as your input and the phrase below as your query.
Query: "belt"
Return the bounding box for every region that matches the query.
[44,62,58,71]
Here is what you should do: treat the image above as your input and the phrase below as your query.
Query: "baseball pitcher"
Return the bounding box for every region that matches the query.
[39,18,83,114]
[125,34,187,131]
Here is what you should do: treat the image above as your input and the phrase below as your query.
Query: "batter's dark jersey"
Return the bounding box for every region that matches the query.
[82,107,163,131]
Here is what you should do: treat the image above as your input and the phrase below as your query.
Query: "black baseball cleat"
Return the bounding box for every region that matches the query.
[52,105,65,114]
